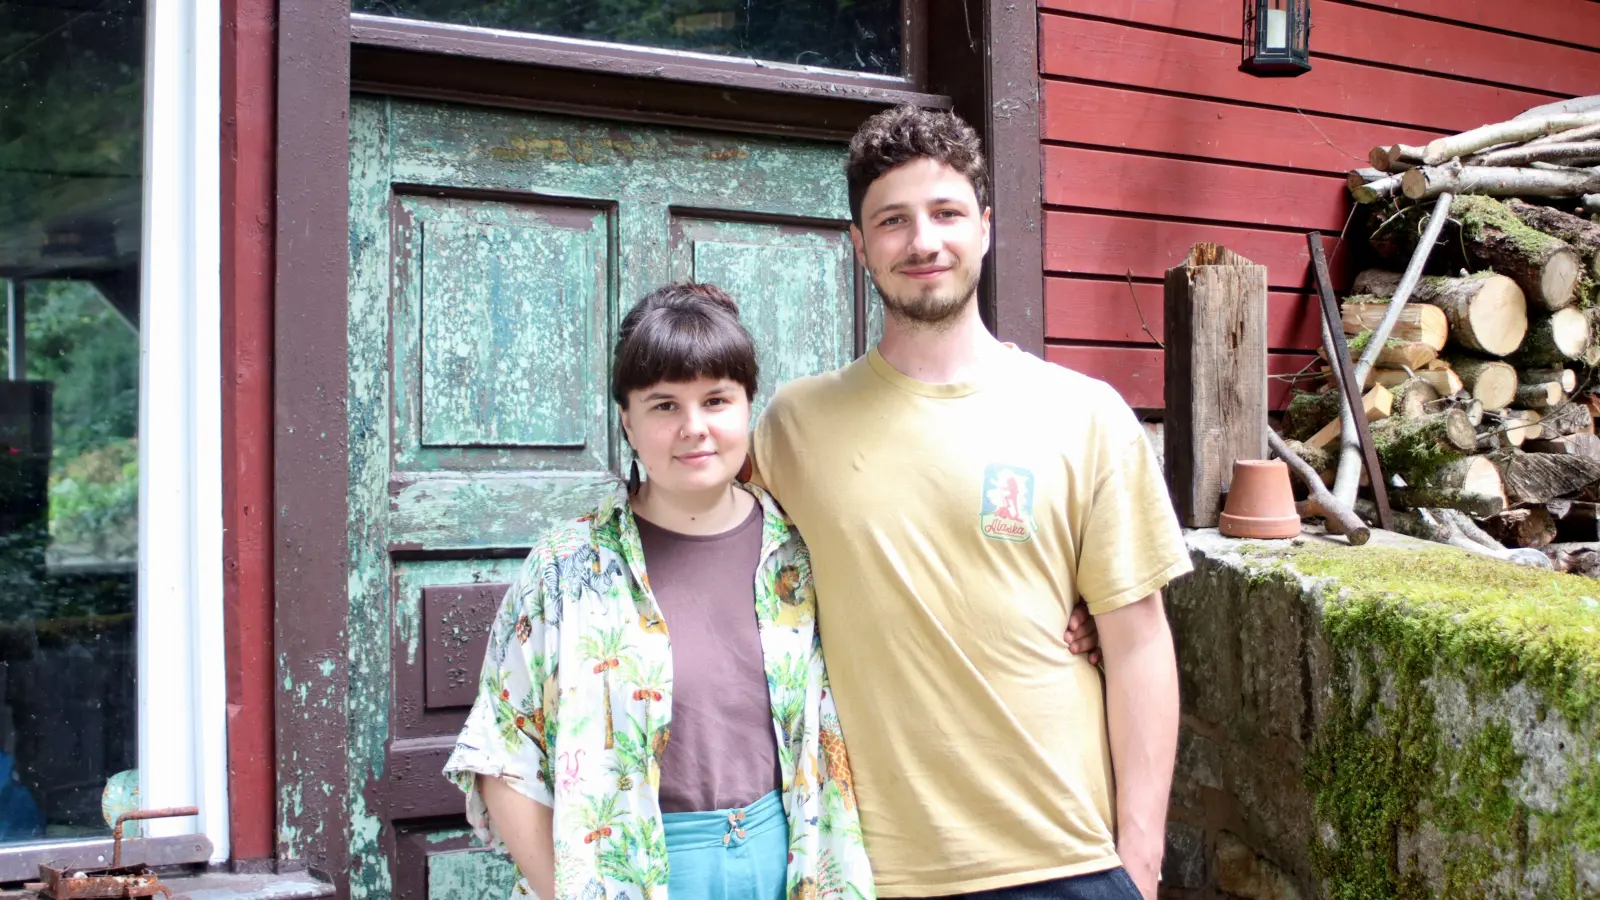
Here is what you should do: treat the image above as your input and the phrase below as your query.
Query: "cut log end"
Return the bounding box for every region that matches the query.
[1369,367,1464,397]
[1521,367,1578,393]
[1514,306,1592,367]
[1390,455,1507,518]
[1353,269,1528,358]
[1544,250,1583,313]
[1468,276,1533,357]
[1395,376,1443,419]
[1342,301,1450,351]
[1450,357,1518,411]
[1515,382,1566,410]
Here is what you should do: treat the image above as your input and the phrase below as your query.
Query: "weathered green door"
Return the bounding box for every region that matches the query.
[343,96,875,900]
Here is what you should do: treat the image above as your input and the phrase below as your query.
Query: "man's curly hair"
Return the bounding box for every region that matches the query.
[846,105,989,226]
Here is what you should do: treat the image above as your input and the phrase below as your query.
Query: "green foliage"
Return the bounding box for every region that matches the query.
[1283,390,1342,442]
[21,281,139,464]
[1347,329,1407,354]
[1370,414,1467,485]
[48,437,137,561]
[1452,195,1568,260]
[0,280,139,588]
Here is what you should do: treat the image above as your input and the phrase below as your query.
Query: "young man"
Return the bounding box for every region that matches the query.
[749,106,1191,900]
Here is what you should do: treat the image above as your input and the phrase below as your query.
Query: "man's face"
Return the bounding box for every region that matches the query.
[851,158,991,327]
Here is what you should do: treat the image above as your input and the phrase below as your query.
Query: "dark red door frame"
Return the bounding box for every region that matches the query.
[267,1,1040,885]
[222,0,278,867]
[272,0,352,880]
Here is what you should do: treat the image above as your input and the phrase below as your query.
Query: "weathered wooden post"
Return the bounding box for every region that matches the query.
[1164,243,1268,527]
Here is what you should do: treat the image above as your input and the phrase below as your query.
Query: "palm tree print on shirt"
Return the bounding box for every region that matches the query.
[597,817,669,900]
[580,625,628,749]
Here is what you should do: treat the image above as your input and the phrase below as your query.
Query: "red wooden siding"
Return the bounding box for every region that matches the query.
[1041,82,1442,176]
[1351,0,1600,49]
[1038,0,1600,410]
[1044,278,1322,351]
[1044,346,1320,410]
[1041,0,1598,96]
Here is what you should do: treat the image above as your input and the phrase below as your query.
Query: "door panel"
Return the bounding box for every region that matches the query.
[670,216,859,416]
[393,194,612,472]
[344,95,877,900]
[416,215,601,449]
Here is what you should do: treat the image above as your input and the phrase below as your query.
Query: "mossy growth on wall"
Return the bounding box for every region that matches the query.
[1239,542,1600,899]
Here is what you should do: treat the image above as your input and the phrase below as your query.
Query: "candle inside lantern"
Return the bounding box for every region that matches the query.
[1265,7,1288,49]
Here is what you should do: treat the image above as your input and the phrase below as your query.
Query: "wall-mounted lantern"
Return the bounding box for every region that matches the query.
[1240,0,1311,76]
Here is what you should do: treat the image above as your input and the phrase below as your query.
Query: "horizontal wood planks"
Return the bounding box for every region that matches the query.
[1347,0,1600,50]
[1044,145,1349,230]
[1043,212,1348,288]
[1044,277,1321,351]
[1045,345,1318,410]
[1041,81,1442,176]
[1040,15,1552,134]
[1040,0,1598,96]
[1036,0,1599,410]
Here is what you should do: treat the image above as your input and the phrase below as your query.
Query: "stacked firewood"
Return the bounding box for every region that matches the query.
[1282,96,1600,568]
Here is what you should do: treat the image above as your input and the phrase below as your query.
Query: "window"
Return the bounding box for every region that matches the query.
[353,0,907,76]
[0,0,145,846]
[0,0,225,863]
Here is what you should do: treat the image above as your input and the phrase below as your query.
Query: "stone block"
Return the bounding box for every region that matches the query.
[1221,740,1312,876]
[1170,558,1240,727]
[1178,528,1600,900]
[1162,820,1207,890]
[1170,729,1223,813]
[1214,831,1305,900]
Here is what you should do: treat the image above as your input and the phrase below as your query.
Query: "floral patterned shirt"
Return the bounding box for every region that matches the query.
[443,484,875,900]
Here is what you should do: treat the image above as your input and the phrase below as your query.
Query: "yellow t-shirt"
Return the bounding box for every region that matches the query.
[751,346,1191,897]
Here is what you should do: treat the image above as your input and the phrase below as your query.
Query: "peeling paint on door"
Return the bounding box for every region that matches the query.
[427,849,517,900]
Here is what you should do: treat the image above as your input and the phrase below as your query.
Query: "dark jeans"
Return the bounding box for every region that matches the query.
[936,868,1143,900]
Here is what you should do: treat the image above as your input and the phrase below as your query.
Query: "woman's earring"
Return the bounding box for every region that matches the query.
[628,459,641,494]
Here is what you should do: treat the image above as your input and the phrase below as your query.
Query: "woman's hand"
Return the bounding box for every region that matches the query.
[1066,600,1102,666]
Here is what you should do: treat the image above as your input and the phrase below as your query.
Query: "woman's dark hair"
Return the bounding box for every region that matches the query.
[846,104,989,226]
[611,282,760,408]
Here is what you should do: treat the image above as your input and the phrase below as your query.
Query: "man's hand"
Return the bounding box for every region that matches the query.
[1096,592,1179,900]
[1066,600,1101,666]
[1119,844,1162,900]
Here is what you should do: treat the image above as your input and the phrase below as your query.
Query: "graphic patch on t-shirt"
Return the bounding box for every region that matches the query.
[980,463,1036,543]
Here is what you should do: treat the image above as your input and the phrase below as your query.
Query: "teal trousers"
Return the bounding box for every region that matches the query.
[662,789,788,900]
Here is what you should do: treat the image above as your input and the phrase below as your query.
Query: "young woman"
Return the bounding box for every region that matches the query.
[443,282,873,900]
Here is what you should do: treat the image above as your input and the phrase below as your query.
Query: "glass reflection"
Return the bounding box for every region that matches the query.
[0,0,144,843]
[356,0,904,76]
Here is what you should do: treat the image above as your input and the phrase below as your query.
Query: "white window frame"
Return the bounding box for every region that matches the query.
[136,0,227,862]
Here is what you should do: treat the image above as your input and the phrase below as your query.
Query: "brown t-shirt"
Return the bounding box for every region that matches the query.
[634,504,781,813]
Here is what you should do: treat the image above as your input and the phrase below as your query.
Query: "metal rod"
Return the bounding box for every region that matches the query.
[112,806,198,867]
[1307,231,1395,532]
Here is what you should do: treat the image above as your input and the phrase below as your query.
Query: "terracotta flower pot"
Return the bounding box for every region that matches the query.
[1218,459,1302,540]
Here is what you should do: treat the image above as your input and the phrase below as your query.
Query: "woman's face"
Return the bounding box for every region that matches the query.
[620,376,751,497]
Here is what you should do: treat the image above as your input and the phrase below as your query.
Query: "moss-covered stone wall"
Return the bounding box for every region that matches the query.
[1164,529,1600,899]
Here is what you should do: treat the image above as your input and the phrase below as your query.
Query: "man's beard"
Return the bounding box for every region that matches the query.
[868,255,980,328]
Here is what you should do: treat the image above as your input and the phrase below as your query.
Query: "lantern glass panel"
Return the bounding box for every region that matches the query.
[1241,0,1310,75]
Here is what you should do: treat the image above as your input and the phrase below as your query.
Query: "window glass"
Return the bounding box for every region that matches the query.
[0,0,143,843]
[354,0,905,76]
